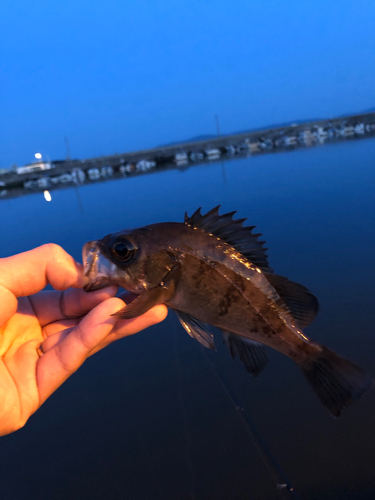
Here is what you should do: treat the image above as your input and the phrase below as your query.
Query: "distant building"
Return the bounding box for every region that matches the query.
[16,161,54,175]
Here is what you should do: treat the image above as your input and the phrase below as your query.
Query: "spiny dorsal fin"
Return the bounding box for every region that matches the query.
[265,273,319,329]
[184,206,272,271]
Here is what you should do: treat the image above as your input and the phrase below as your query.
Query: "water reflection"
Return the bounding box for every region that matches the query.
[43,190,52,202]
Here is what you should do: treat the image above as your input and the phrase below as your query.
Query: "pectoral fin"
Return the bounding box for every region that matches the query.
[112,264,181,319]
[112,287,172,319]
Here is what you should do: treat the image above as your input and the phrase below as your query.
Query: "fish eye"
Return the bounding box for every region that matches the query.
[112,239,136,262]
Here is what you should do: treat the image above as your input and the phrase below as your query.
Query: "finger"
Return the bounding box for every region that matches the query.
[40,304,168,356]
[42,318,79,339]
[89,304,168,355]
[0,244,88,326]
[41,328,72,353]
[0,244,88,298]
[30,286,118,327]
[39,289,136,337]
[36,297,125,404]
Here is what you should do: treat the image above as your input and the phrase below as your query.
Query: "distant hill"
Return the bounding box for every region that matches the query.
[338,107,375,117]
[160,109,375,147]
[160,119,323,147]
[231,118,325,135]
[159,134,217,146]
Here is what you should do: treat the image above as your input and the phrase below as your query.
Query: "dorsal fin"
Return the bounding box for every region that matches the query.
[184,206,272,271]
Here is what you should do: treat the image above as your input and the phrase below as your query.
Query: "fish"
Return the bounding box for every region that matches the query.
[82,206,373,417]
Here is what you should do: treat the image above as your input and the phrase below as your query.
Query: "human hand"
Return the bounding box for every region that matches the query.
[0,244,168,436]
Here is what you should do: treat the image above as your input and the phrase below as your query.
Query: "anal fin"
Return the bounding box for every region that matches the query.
[223,331,268,377]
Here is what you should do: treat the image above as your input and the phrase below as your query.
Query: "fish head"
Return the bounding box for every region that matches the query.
[82,225,177,293]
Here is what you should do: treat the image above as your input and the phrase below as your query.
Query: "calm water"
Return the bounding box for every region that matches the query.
[1,138,375,499]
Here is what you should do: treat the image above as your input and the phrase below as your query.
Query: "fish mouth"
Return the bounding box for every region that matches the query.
[82,241,115,291]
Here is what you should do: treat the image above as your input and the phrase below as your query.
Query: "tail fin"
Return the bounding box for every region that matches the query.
[300,346,373,417]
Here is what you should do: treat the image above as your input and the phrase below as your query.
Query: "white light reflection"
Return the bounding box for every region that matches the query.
[44,190,52,202]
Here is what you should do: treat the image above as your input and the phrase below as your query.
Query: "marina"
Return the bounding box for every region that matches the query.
[1,111,375,200]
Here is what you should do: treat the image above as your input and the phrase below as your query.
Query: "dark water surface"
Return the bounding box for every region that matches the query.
[1,139,375,499]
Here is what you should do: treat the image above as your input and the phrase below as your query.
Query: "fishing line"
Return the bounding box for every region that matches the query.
[171,316,197,500]
[201,348,300,500]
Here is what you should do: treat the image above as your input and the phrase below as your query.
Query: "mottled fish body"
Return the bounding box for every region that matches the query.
[83,207,373,416]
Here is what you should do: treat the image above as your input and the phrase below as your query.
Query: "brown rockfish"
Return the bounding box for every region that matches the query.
[82,206,372,416]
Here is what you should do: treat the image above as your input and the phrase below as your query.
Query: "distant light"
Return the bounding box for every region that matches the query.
[35,153,42,159]
[44,190,52,202]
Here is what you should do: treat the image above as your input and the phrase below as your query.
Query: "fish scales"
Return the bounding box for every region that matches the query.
[153,223,318,361]
[165,251,317,363]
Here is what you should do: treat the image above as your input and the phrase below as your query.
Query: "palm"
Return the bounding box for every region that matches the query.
[0,297,43,432]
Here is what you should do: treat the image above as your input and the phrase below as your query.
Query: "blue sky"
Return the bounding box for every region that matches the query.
[1,0,375,167]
